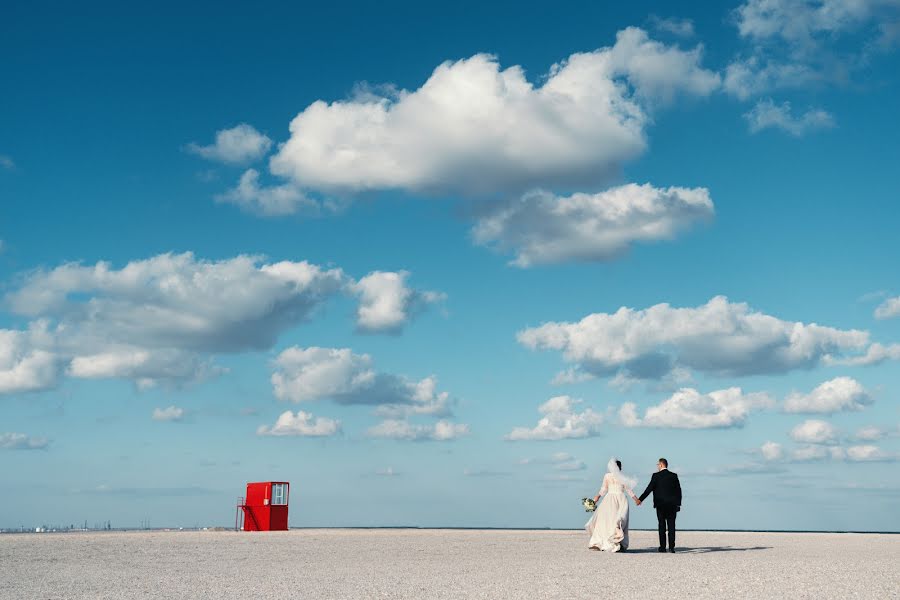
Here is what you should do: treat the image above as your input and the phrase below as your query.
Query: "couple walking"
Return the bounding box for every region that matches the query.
[585,457,682,553]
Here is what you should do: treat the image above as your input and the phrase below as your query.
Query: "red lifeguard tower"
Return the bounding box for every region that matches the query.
[236,481,290,531]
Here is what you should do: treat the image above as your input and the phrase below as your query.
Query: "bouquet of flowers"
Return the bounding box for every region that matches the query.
[581,497,596,512]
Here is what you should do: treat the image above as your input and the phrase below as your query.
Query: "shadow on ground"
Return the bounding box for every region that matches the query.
[623,546,771,554]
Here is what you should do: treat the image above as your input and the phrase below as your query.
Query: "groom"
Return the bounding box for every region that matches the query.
[636,458,682,553]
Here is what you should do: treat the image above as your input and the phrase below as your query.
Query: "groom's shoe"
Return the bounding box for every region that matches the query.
[668,548,676,553]
[658,548,666,553]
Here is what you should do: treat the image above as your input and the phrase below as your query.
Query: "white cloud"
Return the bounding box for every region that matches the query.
[827,342,900,366]
[744,98,835,136]
[152,406,185,422]
[472,184,714,267]
[726,0,900,99]
[855,425,893,441]
[257,410,341,437]
[874,296,900,319]
[551,368,597,386]
[723,58,820,100]
[554,459,587,471]
[350,271,445,333]
[846,445,898,462]
[649,16,696,38]
[375,467,399,476]
[0,324,60,394]
[367,419,469,441]
[790,444,832,461]
[620,387,773,429]
[216,169,319,216]
[518,296,873,381]
[790,419,839,444]
[505,396,605,441]
[1,253,369,390]
[760,441,784,461]
[271,346,451,417]
[0,155,14,170]
[187,123,272,164]
[268,28,717,196]
[784,376,871,414]
[0,432,49,450]
[734,0,888,47]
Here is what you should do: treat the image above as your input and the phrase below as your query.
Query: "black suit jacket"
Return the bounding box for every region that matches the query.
[639,469,682,509]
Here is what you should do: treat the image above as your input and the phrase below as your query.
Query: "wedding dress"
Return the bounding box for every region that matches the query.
[585,459,638,552]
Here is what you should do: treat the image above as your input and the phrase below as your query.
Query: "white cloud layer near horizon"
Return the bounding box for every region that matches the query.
[518,295,891,382]
[472,183,714,267]
[152,406,185,422]
[0,432,49,450]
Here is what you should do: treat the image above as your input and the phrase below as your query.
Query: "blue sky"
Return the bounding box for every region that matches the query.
[2,0,899,532]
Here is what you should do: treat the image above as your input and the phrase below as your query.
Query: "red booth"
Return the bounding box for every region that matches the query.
[238,481,290,531]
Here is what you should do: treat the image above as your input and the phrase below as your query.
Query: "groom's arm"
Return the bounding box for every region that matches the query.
[674,474,682,507]
[638,473,656,503]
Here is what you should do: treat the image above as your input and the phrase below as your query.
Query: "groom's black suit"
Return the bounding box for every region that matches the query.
[639,469,682,551]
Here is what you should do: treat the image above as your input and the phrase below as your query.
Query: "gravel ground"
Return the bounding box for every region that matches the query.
[1,529,898,599]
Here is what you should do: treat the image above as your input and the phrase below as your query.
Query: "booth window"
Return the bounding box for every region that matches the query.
[272,483,288,505]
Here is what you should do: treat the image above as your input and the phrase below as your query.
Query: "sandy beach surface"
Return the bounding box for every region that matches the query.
[1,529,897,599]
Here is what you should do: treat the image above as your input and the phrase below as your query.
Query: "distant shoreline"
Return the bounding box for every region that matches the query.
[3,526,898,535]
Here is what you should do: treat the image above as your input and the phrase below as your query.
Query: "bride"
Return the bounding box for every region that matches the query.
[585,458,639,552]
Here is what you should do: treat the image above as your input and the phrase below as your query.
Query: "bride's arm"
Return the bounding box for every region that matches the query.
[594,474,609,502]
[627,487,639,503]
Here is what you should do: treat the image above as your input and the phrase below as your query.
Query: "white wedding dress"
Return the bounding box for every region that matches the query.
[585,461,638,552]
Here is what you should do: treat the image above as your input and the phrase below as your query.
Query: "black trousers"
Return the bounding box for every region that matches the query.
[656,506,677,549]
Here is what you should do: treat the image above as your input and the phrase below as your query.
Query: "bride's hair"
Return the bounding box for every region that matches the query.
[615,460,622,470]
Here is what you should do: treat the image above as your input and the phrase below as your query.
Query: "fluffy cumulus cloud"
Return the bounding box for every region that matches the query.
[518,296,881,382]
[187,123,272,164]
[367,419,469,441]
[267,28,718,197]
[783,376,872,414]
[216,169,319,216]
[0,432,49,450]
[1,253,439,393]
[0,324,60,394]
[152,406,185,422]
[760,441,784,461]
[874,296,900,319]
[790,419,839,444]
[744,98,835,136]
[257,410,341,437]
[505,396,605,441]
[350,271,445,333]
[472,184,714,267]
[620,387,774,429]
[270,346,452,417]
